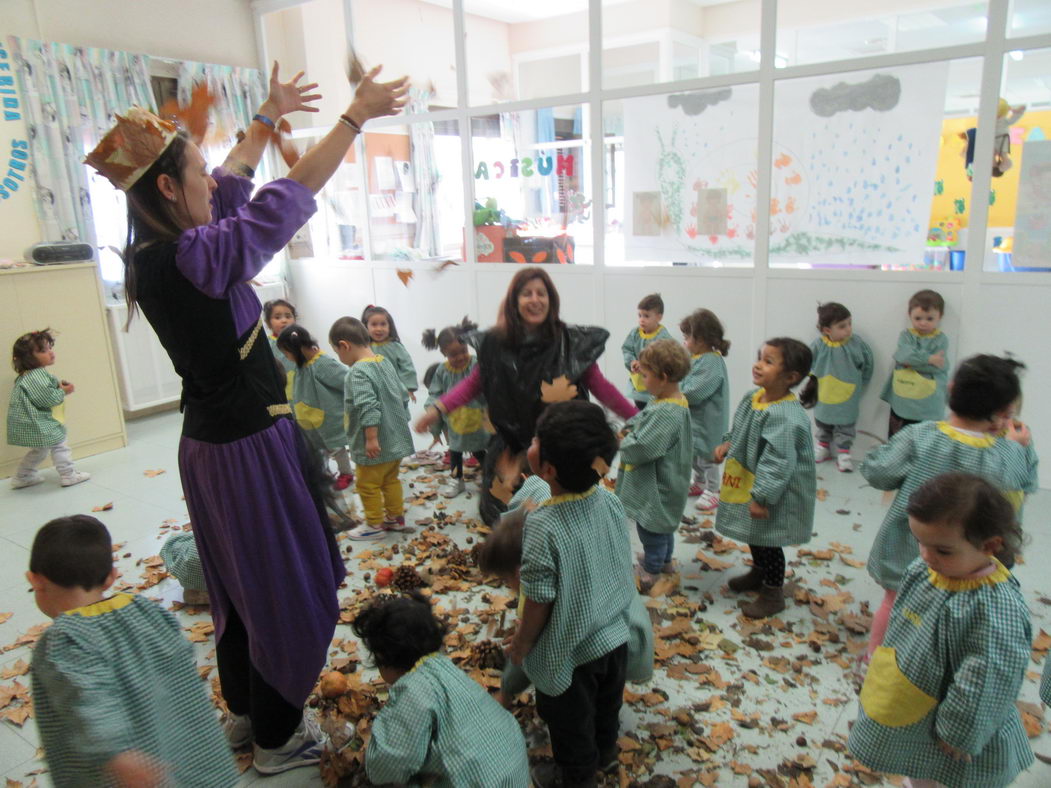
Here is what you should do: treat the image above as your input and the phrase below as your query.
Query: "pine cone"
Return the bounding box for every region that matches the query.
[392,564,425,592]
[470,639,506,670]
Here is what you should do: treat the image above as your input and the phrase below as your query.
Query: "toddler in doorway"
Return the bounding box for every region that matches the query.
[263,298,297,400]
[679,308,731,512]
[8,328,90,489]
[621,293,673,410]
[881,289,949,438]
[363,305,418,405]
[808,302,874,472]
[715,338,817,619]
[330,316,414,540]
[615,339,693,593]
[848,472,1033,788]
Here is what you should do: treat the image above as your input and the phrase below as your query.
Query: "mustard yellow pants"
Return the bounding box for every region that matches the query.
[356,458,404,525]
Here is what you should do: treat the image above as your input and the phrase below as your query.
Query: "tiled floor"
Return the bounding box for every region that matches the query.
[1,411,1049,786]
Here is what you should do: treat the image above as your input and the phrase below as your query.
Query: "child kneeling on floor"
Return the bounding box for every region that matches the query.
[354,591,529,786]
[508,400,637,788]
[28,515,237,787]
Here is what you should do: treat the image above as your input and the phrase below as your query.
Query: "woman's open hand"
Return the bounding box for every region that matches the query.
[265,62,321,117]
[347,66,410,124]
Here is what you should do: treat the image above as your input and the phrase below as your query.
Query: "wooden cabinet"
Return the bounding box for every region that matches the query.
[0,264,126,477]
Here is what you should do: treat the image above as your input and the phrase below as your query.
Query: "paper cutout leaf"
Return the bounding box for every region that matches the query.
[591,457,610,477]
[540,376,578,403]
[396,269,415,287]
[158,83,214,145]
[91,502,114,512]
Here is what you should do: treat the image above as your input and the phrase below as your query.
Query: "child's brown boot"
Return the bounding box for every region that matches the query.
[741,585,785,619]
[727,566,763,592]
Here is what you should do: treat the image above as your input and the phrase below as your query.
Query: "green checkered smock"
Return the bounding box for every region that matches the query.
[160,532,207,592]
[292,352,349,452]
[509,474,551,510]
[366,653,529,787]
[880,328,950,422]
[621,325,673,403]
[521,486,633,696]
[615,396,693,533]
[32,594,237,787]
[372,340,418,395]
[424,358,490,453]
[809,334,873,425]
[681,351,730,457]
[6,367,66,447]
[714,389,816,547]
[861,421,1038,591]
[848,557,1033,787]
[344,356,413,466]
[1041,650,1051,707]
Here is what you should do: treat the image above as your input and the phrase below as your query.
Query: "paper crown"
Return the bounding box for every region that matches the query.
[84,107,179,191]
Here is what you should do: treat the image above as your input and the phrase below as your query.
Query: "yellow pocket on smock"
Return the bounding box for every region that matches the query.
[1002,489,1024,511]
[817,375,856,405]
[52,402,66,424]
[720,457,755,504]
[629,371,646,392]
[284,370,295,401]
[893,368,937,400]
[860,646,937,727]
[294,402,325,430]
[449,406,484,435]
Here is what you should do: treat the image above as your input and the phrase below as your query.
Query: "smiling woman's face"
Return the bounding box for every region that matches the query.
[516,277,550,328]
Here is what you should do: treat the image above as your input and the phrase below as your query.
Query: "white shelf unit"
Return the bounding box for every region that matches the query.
[105,281,287,414]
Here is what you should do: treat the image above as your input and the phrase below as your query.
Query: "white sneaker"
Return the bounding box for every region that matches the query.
[221,711,252,749]
[836,453,854,473]
[11,473,44,490]
[60,471,91,487]
[441,477,466,499]
[814,443,830,463]
[347,524,385,541]
[253,716,328,774]
[695,490,720,512]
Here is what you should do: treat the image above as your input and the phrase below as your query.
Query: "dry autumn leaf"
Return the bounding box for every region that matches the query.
[0,614,11,626]
[793,710,818,725]
[0,661,29,680]
[91,502,114,512]
[396,269,415,287]
[143,469,166,478]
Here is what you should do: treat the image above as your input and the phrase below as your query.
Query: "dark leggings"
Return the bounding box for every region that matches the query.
[449,450,486,480]
[216,606,302,749]
[749,545,786,587]
[888,410,919,439]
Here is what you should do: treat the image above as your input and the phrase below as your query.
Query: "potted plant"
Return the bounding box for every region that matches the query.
[470,198,510,262]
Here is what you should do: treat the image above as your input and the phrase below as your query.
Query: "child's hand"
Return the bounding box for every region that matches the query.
[936,739,973,763]
[365,436,381,458]
[713,442,730,463]
[428,434,444,449]
[414,407,440,434]
[409,390,417,403]
[928,350,946,369]
[630,360,641,374]
[60,381,75,394]
[106,750,166,787]
[1005,419,1031,447]
[748,501,769,519]
[506,634,528,666]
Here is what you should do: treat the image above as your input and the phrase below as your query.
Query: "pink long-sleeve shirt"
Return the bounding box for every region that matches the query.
[438,363,638,421]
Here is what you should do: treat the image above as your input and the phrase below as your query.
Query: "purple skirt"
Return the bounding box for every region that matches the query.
[179,417,344,707]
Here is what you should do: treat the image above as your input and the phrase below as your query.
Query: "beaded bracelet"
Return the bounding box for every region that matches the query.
[338,114,363,134]
[252,113,276,130]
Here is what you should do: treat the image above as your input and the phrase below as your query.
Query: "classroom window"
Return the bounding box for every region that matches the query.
[1010,0,1051,38]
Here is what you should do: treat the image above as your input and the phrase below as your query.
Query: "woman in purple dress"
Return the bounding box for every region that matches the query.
[86,64,408,773]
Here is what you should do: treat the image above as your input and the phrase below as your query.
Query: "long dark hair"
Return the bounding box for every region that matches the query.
[422,316,477,354]
[276,324,320,368]
[122,133,191,327]
[361,305,401,343]
[764,337,816,409]
[497,266,562,346]
[679,309,730,356]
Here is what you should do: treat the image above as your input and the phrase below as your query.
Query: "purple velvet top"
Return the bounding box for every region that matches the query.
[174,167,316,334]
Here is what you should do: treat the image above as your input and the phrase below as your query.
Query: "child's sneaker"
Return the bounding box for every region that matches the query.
[60,471,91,487]
[836,453,854,473]
[695,490,719,512]
[382,515,409,531]
[221,711,252,749]
[10,472,44,490]
[333,472,354,491]
[814,442,830,463]
[347,524,385,541]
[687,483,702,497]
[253,716,328,774]
[440,477,466,499]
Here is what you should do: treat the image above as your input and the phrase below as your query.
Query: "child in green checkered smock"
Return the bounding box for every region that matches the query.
[28,515,237,788]
[263,298,297,401]
[363,305,418,406]
[277,324,354,488]
[353,592,529,787]
[422,318,491,499]
[679,309,731,513]
[715,338,817,619]
[862,355,1037,660]
[331,316,414,540]
[621,293,674,408]
[880,289,950,438]
[7,328,91,489]
[615,339,693,591]
[160,529,209,605]
[808,302,873,473]
[848,472,1033,788]
[508,400,637,787]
